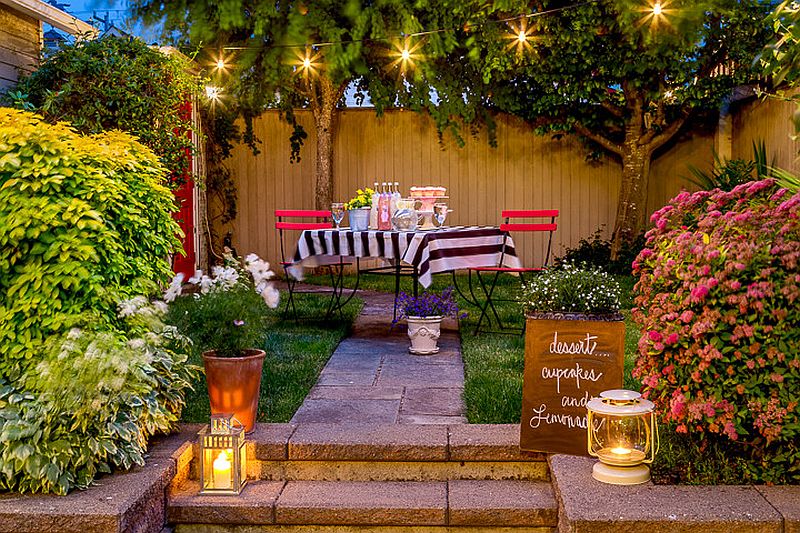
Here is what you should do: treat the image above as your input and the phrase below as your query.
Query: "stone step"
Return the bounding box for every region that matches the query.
[168,479,557,531]
[187,423,548,483]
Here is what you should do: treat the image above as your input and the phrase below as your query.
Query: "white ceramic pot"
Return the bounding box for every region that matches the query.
[406,316,443,355]
[348,207,371,231]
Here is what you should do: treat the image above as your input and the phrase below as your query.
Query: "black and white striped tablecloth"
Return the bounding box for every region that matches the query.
[290,226,522,287]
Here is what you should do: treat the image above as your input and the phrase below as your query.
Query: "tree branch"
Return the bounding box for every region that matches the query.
[601,99,624,118]
[644,108,691,152]
[573,122,623,156]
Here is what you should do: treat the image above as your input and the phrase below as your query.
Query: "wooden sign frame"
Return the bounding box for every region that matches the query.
[520,317,624,456]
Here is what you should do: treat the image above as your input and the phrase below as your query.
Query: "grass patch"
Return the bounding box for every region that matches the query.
[180,294,361,423]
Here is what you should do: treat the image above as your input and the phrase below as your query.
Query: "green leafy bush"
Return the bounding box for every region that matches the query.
[0,109,196,494]
[0,109,181,377]
[11,36,200,187]
[522,263,621,316]
[685,141,773,192]
[555,229,644,275]
[633,179,800,484]
[0,302,198,494]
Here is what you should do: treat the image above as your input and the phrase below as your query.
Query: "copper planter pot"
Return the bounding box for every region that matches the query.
[202,349,266,433]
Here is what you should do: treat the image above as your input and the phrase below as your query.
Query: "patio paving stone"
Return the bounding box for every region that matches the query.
[290,289,466,425]
[400,387,465,417]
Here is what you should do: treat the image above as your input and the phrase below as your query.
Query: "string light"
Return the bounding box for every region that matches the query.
[205,85,222,100]
[636,0,671,29]
[507,20,534,55]
[652,1,663,15]
[206,1,640,77]
[219,1,596,52]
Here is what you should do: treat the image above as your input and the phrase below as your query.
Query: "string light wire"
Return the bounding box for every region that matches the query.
[218,1,599,52]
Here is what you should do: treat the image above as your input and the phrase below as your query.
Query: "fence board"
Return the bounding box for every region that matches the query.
[229,109,718,270]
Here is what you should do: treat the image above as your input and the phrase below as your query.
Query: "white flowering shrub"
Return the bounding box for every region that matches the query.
[165,253,280,358]
[0,299,198,494]
[522,263,621,315]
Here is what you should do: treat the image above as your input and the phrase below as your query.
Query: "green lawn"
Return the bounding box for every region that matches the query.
[180,294,362,423]
[304,271,640,424]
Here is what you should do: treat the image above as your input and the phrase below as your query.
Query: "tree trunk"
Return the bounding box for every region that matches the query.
[312,77,340,211]
[610,142,650,260]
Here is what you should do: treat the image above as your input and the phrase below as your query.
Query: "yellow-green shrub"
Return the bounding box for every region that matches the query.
[0,109,182,378]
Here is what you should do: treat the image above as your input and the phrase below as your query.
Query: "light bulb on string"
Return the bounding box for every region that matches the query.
[507,20,534,55]
[388,35,424,77]
[636,0,671,29]
[294,46,322,78]
[652,1,662,15]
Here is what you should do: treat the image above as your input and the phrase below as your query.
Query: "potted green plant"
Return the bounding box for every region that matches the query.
[345,187,374,231]
[394,287,465,355]
[518,263,625,455]
[164,253,280,432]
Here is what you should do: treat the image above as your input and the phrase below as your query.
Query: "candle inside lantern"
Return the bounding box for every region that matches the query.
[609,446,632,460]
[213,451,232,489]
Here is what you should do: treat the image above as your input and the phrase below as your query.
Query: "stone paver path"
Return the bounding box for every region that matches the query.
[291,290,467,424]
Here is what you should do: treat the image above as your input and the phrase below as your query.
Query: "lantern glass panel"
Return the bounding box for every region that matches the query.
[589,412,651,466]
[198,416,247,495]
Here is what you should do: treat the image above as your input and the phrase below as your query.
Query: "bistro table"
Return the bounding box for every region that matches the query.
[288,225,522,319]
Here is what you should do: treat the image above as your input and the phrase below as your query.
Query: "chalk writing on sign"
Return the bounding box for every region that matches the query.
[520,320,624,456]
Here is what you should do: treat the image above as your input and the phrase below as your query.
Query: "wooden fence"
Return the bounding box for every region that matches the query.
[227,99,794,270]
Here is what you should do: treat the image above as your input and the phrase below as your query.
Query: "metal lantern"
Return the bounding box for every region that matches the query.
[586,389,659,485]
[198,414,247,495]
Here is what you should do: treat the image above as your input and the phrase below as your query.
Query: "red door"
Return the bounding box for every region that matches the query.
[173,176,196,278]
[172,100,197,278]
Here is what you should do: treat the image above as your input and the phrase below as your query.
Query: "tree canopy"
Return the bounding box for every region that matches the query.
[11,36,201,188]
[132,0,776,250]
[454,0,775,253]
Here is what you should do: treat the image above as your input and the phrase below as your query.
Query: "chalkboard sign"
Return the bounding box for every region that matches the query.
[520,317,624,456]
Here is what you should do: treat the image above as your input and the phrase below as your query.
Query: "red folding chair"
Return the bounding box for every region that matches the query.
[275,209,346,321]
[471,209,558,335]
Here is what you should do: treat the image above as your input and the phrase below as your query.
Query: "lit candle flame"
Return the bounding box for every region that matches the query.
[610,446,632,459]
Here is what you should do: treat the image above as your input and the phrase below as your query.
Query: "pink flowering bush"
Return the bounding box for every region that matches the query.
[633,179,799,484]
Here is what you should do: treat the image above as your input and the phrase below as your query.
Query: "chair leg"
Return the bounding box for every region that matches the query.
[283,275,299,323]
[474,271,497,335]
[475,270,504,334]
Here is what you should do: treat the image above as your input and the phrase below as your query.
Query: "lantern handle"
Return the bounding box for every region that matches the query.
[644,411,660,464]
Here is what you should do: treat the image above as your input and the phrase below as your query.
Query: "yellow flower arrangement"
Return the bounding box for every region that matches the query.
[345,187,375,210]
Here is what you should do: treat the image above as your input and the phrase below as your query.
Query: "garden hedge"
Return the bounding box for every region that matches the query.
[0,109,195,494]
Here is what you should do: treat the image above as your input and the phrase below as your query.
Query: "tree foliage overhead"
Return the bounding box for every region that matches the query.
[12,36,201,188]
[130,0,490,208]
[455,0,775,252]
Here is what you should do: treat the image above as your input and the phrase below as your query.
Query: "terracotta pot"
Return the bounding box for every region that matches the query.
[406,316,443,355]
[202,349,265,433]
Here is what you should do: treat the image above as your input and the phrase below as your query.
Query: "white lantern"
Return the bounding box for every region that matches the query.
[586,389,659,485]
[198,414,247,495]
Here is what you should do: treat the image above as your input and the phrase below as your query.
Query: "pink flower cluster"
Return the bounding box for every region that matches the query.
[632,179,800,482]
